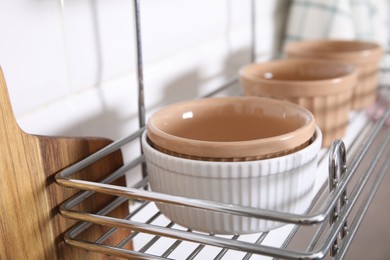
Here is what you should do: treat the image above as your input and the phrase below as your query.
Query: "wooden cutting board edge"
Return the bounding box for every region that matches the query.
[0,67,132,259]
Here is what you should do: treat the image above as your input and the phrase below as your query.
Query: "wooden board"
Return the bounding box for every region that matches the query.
[0,68,132,259]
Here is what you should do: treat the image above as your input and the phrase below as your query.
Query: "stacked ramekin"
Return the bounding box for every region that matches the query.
[142,97,322,234]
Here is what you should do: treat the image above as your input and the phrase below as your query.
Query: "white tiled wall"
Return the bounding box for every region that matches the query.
[0,0,289,141]
[1,0,389,256]
[0,0,69,116]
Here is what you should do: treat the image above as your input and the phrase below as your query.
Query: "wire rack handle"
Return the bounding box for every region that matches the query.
[328,140,348,256]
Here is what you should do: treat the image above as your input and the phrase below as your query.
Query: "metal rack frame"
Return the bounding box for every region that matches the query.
[55,1,390,259]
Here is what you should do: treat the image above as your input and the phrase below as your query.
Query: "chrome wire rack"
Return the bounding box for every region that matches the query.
[55,1,390,259]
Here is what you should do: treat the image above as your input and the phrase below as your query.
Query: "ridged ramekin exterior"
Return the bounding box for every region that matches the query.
[352,61,380,109]
[285,55,380,110]
[142,128,322,234]
[285,41,382,110]
[240,75,355,147]
[286,94,352,147]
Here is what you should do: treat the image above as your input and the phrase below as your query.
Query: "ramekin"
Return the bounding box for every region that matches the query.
[240,59,357,147]
[147,96,315,161]
[285,40,382,109]
[141,127,322,234]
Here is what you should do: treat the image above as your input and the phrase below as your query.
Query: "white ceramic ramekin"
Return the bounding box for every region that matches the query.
[141,127,322,234]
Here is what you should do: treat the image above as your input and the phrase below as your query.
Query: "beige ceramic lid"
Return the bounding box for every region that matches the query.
[285,40,382,64]
[147,97,315,159]
[239,59,357,97]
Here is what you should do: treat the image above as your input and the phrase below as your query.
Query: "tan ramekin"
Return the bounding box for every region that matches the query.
[240,59,358,147]
[285,40,382,109]
[147,96,315,161]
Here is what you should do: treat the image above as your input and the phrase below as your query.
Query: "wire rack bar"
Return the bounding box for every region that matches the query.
[56,108,390,259]
[56,108,390,227]
[64,233,167,260]
[242,232,269,260]
[279,147,337,249]
[278,111,370,256]
[138,221,176,253]
[335,158,390,259]
[134,0,145,129]
[54,105,390,259]
[309,127,390,255]
[63,208,322,259]
[214,235,240,260]
[316,132,390,255]
[305,127,387,253]
[59,123,390,259]
[186,241,209,260]
[160,234,188,258]
[250,0,256,62]
[95,201,149,245]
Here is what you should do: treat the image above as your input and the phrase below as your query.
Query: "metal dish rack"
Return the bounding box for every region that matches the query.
[55,1,390,259]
